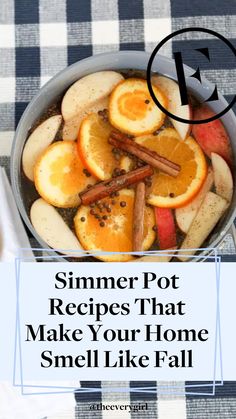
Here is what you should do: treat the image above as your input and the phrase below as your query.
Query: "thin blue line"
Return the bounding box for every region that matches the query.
[13,258,19,386]
[13,381,224,390]
[13,381,224,391]
[20,246,217,253]
[19,246,218,261]
[17,262,25,395]
[217,257,224,384]
[19,254,218,261]
[20,388,216,396]
[212,255,218,395]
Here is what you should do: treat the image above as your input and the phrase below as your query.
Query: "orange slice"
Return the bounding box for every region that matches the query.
[136,128,207,208]
[78,113,118,180]
[34,141,96,208]
[74,189,155,261]
[109,78,167,136]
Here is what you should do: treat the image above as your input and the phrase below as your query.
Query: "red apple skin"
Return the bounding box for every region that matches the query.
[192,105,233,167]
[155,207,177,250]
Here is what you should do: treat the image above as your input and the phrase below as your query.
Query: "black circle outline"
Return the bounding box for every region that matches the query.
[146,27,236,124]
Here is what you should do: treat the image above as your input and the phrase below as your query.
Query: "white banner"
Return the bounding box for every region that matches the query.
[3,261,224,383]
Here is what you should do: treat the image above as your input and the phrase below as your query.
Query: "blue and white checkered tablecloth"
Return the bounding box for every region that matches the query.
[1,0,236,418]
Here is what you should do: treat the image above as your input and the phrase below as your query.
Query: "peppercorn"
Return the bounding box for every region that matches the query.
[120,201,126,207]
[98,109,108,121]
[112,168,121,177]
[80,217,86,222]
[100,221,105,227]
[83,168,91,177]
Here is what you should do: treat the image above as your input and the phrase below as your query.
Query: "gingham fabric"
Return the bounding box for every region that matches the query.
[1,0,236,418]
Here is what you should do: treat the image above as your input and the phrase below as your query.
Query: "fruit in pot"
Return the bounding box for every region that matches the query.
[34,141,96,208]
[78,113,118,180]
[175,167,214,233]
[30,198,83,255]
[155,207,177,250]
[62,71,124,121]
[192,105,233,166]
[135,128,207,208]
[74,189,155,262]
[211,152,233,203]
[109,78,167,136]
[152,75,191,140]
[22,115,62,181]
[62,97,109,141]
[178,191,228,261]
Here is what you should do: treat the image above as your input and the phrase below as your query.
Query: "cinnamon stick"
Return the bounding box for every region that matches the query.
[133,182,145,252]
[79,165,153,205]
[109,131,180,177]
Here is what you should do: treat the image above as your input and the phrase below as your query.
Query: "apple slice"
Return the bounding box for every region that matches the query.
[211,152,233,203]
[152,75,191,140]
[62,71,124,121]
[62,97,109,141]
[178,191,228,261]
[30,198,83,255]
[22,115,62,181]
[155,207,177,250]
[175,167,214,233]
[192,105,233,166]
